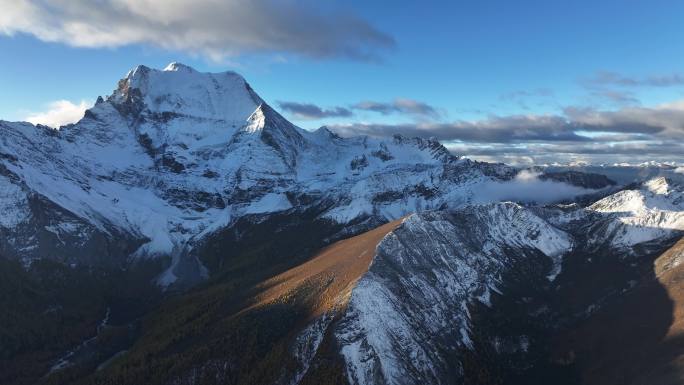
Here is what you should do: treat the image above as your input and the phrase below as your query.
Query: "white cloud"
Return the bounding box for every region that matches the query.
[0,0,394,61]
[473,170,595,204]
[25,100,90,128]
[675,167,684,174]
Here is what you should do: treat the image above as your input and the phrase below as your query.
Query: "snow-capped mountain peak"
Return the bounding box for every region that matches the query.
[581,177,684,251]
[591,177,683,215]
[110,62,262,123]
[0,63,502,287]
[163,61,197,73]
[644,176,675,195]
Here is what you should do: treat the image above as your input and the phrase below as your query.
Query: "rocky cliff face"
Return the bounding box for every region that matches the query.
[333,203,572,385]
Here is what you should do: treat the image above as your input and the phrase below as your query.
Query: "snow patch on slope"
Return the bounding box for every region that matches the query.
[245,193,292,214]
[0,176,30,227]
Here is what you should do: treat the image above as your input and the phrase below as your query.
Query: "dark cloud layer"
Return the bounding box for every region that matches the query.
[450,142,684,157]
[278,98,441,120]
[331,116,586,143]
[0,0,395,61]
[330,101,684,164]
[333,101,684,141]
[352,99,440,118]
[278,101,352,120]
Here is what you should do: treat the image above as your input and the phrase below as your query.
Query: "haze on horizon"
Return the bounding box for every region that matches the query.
[1,0,683,165]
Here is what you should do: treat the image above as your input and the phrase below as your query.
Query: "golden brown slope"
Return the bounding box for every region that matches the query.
[248,217,405,319]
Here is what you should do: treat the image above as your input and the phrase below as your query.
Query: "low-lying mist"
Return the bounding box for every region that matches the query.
[473,170,596,204]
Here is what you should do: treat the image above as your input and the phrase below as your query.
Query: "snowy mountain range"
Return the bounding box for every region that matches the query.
[150,178,684,385]
[279,179,684,385]
[2,63,683,385]
[0,63,604,288]
[535,162,684,185]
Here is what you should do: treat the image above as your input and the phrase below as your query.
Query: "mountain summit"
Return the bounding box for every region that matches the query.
[0,63,497,288]
[110,62,263,123]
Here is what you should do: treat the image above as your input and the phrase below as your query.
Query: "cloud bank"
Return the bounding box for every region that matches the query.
[352,99,440,118]
[332,101,684,141]
[25,99,90,128]
[473,171,596,204]
[278,101,353,120]
[329,100,684,164]
[0,0,395,61]
[278,98,440,121]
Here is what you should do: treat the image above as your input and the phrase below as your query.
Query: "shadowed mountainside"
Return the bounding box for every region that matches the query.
[554,237,684,385]
[61,216,403,385]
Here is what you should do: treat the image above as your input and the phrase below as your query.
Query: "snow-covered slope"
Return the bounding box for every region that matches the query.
[336,204,572,385]
[285,181,684,385]
[534,177,684,257]
[0,63,508,285]
[284,203,573,385]
[581,178,684,252]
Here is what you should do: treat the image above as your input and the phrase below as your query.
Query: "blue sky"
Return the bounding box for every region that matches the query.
[1,0,684,164]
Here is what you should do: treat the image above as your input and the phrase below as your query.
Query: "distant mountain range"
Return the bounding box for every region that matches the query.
[535,162,684,185]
